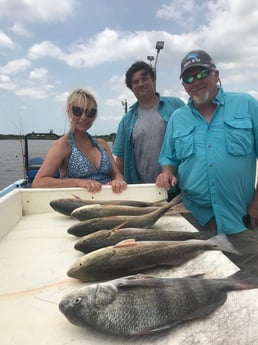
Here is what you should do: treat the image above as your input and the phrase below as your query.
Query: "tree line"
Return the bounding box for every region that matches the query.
[0,133,117,142]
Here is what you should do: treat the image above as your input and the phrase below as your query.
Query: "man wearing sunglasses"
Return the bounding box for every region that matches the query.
[112,61,184,200]
[156,49,258,276]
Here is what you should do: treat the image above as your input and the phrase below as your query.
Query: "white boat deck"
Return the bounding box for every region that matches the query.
[0,185,258,345]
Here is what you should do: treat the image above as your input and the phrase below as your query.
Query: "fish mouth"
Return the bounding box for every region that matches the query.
[67,263,83,279]
[59,298,74,319]
[67,267,78,278]
[59,298,67,314]
[59,299,84,326]
[74,241,85,251]
[67,263,97,282]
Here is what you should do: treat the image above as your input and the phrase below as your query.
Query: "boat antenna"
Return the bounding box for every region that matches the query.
[19,137,26,180]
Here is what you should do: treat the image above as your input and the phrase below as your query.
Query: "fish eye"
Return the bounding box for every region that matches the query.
[74,297,82,304]
[73,297,82,304]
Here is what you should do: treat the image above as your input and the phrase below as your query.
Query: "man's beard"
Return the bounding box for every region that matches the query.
[192,90,210,106]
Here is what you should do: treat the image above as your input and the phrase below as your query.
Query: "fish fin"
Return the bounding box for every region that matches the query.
[110,228,122,234]
[183,273,205,279]
[207,234,240,254]
[169,202,190,214]
[152,201,166,207]
[168,191,184,207]
[116,272,209,290]
[94,283,117,306]
[134,324,174,335]
[71,193,82,200]
[225,270,258,289]
[110,222,128,232]
[114,239,136,247]
[115,274,166,289]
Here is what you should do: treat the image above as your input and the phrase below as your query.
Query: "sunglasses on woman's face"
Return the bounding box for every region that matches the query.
[182,69,211,84]
[72,106,97,118]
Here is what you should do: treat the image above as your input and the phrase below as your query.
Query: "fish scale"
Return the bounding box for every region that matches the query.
[74,228,203,254]
[50,198,164,216]
[71,204,159,221]
[96,285,174,335]
[67,192,184,237]
[59,272,258,336]
[67,235,239,282]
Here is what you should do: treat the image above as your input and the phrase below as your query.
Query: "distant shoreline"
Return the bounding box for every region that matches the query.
[0,133,116,142]
[0,134,60,140]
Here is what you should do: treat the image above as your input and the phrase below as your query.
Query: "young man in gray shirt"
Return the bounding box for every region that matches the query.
[112,61,184,199]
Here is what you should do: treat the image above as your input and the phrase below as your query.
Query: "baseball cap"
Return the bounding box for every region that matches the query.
[180,50,216,78]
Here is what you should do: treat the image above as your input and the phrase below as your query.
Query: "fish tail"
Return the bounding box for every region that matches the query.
[226,270,258,290]
[207,234,240,254]
[168,191,184,207]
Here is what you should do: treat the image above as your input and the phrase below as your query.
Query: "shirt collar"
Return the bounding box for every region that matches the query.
[129,93,162,111]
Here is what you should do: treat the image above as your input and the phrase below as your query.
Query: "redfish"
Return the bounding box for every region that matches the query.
[67,235,238,282]
[67,193,183,237]
[50,198,164,216]
[74,227,203,254]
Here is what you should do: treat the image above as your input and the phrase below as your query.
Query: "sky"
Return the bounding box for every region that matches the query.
[0,0,258,136]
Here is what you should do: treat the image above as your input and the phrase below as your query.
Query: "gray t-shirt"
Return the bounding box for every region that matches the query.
[132,104,166,183]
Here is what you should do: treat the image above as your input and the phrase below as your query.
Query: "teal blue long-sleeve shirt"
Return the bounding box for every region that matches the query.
[159,87,258,234]
[112,94,185,183]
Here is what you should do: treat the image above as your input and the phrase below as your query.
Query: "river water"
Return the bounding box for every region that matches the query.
[0,139,55,189]
[0,138,113,190]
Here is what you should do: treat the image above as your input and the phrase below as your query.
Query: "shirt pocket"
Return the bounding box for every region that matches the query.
[224,116,253,155]
[173,125,195,160]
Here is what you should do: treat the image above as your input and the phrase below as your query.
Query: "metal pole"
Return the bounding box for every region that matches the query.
[153,41,164,90]
[121,99,128,113]
[153,50,161,76]
[147,55,154,68]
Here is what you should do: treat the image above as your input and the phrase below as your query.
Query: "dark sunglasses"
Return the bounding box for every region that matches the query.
[182,69,211,84]
[72,106,97,118]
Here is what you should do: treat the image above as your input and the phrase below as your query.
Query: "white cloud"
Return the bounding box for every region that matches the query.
[62,28,138,67]
[104,74,135,109]
[0,58,31,75]
[156,0,211,30]
[9,23,33,38]
[29,68,48,82]
[15,84,54,99]
[55,91,69,103]
[0,74,16,90]
[27,41,64,59]
[0,0,77,22]
[0,29,14,49]
[27,29,165,68]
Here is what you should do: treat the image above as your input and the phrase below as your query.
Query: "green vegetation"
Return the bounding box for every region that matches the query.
[0,133,117,142]
[95,133,117,142]
[0,134,24,140]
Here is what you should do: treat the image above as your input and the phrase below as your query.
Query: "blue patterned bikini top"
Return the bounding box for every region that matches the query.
[65,131,112,184]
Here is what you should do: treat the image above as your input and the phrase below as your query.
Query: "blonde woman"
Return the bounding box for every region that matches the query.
[32,88,127,193]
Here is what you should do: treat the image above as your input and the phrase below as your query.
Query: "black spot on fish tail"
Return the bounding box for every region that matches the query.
[207,234,239,255]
